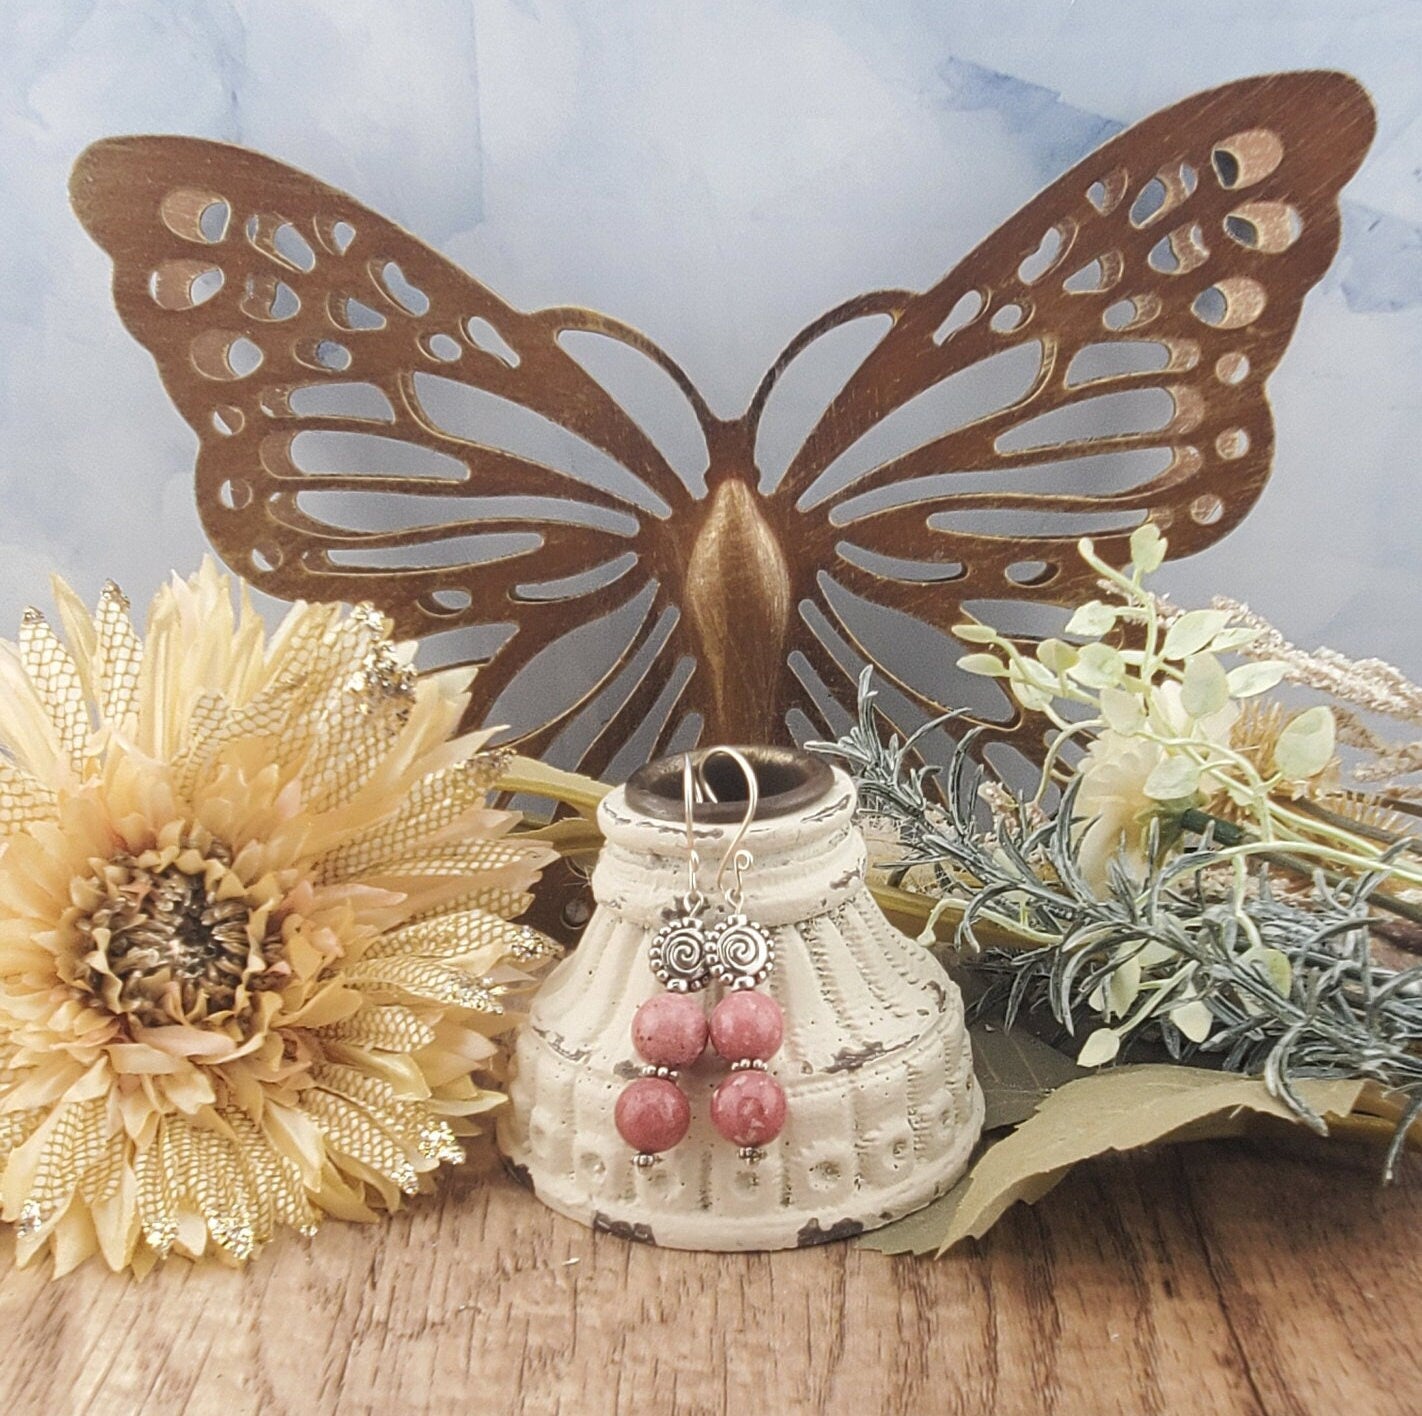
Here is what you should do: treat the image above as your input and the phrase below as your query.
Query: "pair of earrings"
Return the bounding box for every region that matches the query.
[615,748,787,1167]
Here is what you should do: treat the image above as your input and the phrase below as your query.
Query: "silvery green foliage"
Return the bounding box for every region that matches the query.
[814,670,1422,1179]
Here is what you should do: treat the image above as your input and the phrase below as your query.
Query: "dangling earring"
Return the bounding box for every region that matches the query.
[702,748,787,1162]
[615,753,712,1167]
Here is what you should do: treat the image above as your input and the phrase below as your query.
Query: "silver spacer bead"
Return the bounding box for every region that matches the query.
[632,1152,659,1169]
[738,1146,765,1163]
[730,1058,768,1071]
[641,1064,679,1080]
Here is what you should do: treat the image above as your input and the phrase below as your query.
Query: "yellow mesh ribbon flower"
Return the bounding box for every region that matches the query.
[0,562,557,1274]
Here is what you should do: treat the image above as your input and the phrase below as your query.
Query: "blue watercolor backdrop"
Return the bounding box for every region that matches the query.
[0,0,1418,680]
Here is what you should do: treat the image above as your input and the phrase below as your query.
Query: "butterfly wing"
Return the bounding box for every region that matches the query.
[71,71,1374,780]
[70,136,718,774]
[761,71,1374,751]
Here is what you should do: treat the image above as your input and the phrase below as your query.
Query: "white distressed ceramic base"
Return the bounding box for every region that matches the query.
[499,765,983,1250]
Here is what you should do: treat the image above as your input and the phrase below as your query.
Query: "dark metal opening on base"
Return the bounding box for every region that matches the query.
[624,746,834,825]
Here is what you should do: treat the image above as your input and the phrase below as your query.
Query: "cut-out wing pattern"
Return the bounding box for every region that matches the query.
[70,71,1374,777]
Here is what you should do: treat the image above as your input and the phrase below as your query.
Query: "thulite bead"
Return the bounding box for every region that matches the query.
[632,992,708,1068]
[708,989,783,1062]
[615,1077,691,1154]
[710,1070,787,1148]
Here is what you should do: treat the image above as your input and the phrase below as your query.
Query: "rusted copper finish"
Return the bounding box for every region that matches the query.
[70,72,1374,777]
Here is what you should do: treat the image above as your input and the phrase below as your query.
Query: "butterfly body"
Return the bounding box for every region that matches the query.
[684,475,794,742]
[70,72,1375,776]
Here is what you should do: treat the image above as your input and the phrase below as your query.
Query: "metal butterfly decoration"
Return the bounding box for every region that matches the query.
[70,71,1374,781]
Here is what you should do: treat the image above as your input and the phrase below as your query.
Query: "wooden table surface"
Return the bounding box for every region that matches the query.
[1,1137,1417,1416]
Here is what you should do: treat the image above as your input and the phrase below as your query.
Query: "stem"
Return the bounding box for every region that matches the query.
[868,882,1048,948]
[1179,808,1422,931]
[1163,773,1422,886]
[1079,539,1137,596]
[1267,795,1411,866]
[1140,570,1161,678]
[1291,797,1422,855]
[1147,730,1272,804]
[502,754,609,815]
[1034,718,1103,809]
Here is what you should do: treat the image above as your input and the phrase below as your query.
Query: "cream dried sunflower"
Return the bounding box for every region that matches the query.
[0,562,556,1274]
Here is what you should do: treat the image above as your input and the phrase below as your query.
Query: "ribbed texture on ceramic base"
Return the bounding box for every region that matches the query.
[499,769,983,1250]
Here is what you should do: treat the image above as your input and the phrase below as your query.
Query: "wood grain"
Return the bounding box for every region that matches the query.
[1,1139,1418,1416]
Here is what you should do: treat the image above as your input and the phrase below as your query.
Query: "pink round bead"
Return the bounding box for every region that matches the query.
[631,992,708,1069]
[709,989,784,1062]
[710,1070,787,1148]
[615,1077,691,1154]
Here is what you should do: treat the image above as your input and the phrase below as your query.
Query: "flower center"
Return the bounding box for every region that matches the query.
[74,844,285,1029]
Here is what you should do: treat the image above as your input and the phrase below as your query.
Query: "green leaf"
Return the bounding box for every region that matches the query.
[1009,678,1054,712]
[1007,656,1057,710]
[1163,609,1232,660]
[1169,999,1214,1042]
[1273,705,1336,780]
[854,1167,978,1256]
[1240,944,1293,1000]
[1138,939,1181,970]
[967,1022,1087,1130]
[1130,522,1167,574]
[1016,655,1057,689]
[1067,642,1126,689]
[1105,955,1142,1018]
[858,1067,1364,1256]
[1226,660,1287,698]
[953,622,998,645]
[1099,686,1144,733]
[1207,627,1262,653]
[1181,653,1229,718]
[1077,1028,1121,1066]
[1065,600,1118,637]
[958,653,1009,678]
[1036,638,1078,675]
[1143,754,1200,801]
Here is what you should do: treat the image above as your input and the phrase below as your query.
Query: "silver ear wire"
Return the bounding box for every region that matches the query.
[647,754,715,994]
[680,752,706,914]
[701,745,775,992]
[702,746,758,914]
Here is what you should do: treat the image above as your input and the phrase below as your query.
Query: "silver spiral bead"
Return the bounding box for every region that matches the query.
[707,913,775,987]
[648,914,710,991]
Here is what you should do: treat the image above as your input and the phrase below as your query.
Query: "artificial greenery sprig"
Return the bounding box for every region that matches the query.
[815,671,1422,1178]
[955,525,1422,895]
